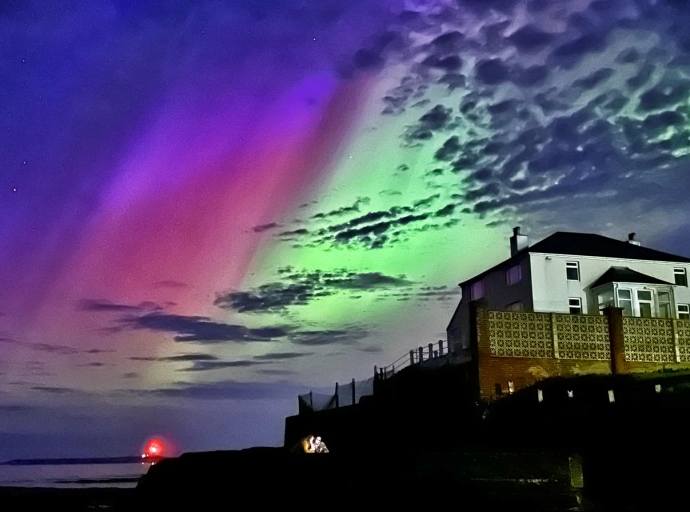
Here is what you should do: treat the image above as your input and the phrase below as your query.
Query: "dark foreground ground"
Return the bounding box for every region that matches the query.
[1,445,686,512]
[0,486,133,511]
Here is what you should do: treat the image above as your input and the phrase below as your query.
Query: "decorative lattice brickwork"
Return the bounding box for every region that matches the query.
[488,311,552,358]
[623,317,675,362]
[677,319,690,362]
[554,314,610,360]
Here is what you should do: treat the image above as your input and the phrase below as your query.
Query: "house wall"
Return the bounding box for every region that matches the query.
[529,253,690,315]
[447,256,531,354]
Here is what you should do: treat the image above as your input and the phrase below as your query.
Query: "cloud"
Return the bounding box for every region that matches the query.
[178,360,267,372]
[0,336,79,355]
[251,222,281,233]
[214,268,413,314]
[31,386,78,395]
[174,352,312,372]
[0,404,35,413]
[289,328,370,346]
[158,354,219,362]
[508,24,555,53]
[252,352,311,361]
[128,380,305,401]
[122,313,287,343]
[78,299,144,313]
[310,197,370,220]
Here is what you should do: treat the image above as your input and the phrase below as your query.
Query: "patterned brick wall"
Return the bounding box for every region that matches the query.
[473,305,690,401]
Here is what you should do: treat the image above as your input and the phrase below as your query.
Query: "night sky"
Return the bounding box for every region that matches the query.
[3,0,690,458]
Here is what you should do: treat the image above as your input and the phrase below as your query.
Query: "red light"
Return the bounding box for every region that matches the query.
[143,438,165,458]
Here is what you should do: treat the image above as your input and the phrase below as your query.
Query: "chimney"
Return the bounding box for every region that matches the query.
[510,226,529,256]
[627,232,641,246]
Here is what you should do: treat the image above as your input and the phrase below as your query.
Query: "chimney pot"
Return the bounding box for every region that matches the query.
[627,232,641,246]
[513,226,521,236]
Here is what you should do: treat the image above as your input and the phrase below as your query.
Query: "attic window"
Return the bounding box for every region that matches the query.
[470,280,484,300]
[674,268,688,287]
[566,262,580,281]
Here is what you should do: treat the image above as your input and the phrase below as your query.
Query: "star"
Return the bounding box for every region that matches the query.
[12,188,17,193]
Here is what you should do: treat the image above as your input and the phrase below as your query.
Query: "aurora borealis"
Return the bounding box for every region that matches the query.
[3,0,690,457]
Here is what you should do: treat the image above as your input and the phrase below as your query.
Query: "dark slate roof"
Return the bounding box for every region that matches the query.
[526,232,690,262]
[590,267,675,289]
[459,231,690,287]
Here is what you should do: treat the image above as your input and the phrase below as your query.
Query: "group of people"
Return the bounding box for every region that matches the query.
[293,434,330,454]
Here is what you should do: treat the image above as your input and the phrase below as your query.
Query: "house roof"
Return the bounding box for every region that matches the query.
[590,266,675,289]
[459,231,690,287]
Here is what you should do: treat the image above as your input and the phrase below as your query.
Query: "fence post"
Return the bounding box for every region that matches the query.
[409,350,415,366]
[335,382,339,408]
[351,378,356,406]
[428,343,433,359]
[374,365,378,379]
[439,339,444,356]
[673,319,681,363]
[418,346,424,362]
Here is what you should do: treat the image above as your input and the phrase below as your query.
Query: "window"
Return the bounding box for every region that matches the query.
[617,289,633,317]
[569,298,582,314]
[597,289,614,314]
[507,301,524,312]
[566,261,580,281]
[679,304,690,320]
[505,264,522,285]
[470,280,484,300]
[674,268,688,287]
[636,290,653,318]
[658,291,672,318]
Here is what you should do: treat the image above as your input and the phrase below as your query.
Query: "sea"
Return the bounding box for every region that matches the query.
[0,459,152,488]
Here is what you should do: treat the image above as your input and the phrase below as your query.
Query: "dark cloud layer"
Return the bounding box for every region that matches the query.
[123,313,287,343]
[129,379,305,401]
[215,268,413,313]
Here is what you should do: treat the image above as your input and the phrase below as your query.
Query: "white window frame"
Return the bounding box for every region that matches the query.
[568,298,582,315]
[505,264,522,286]
[636,289,654,318]
[674,268,688,287]
[470,280,484,300]
[617,288,633,317]
[658,290,672,318]
[566,261,580,281]
[678,304,690,320]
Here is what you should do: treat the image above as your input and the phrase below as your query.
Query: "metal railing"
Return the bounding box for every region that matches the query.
[375,340,449,380]
[298,376,375,413]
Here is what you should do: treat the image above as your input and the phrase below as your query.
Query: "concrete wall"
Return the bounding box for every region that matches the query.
[529,253,690,315]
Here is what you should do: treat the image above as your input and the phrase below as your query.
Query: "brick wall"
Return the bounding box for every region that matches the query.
[470,302,690,401]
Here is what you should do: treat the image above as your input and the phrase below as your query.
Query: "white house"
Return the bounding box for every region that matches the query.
[447,228,690,354]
